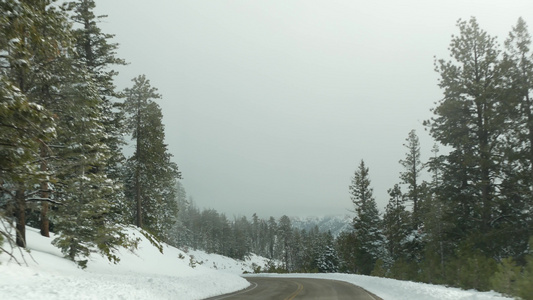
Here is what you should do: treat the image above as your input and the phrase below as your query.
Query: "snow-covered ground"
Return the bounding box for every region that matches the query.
[0,226,249,299]
[0,226,513,300]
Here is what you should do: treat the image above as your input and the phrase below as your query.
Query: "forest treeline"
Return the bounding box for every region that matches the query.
[1,1,533,299]
[169,184,341,273]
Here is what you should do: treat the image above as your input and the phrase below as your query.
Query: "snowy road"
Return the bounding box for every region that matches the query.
[204,277,383,300]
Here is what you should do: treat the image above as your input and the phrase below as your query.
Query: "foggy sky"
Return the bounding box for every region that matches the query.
[94,0,533,219]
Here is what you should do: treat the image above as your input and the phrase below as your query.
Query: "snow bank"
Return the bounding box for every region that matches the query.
[0,226,249,300]
[0,226,514,300]
[252,273,513,300]
[185,249,270,275]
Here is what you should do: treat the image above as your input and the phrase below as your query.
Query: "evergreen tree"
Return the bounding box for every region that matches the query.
[50,67,136,267]
[429,17,509,257]
[67,0,129,223]
[123,75,181,239]
[500,17,533,258]
[168,181,189,247]
[349,160,384,274]
[335,231,357,273]
[399,129,423,224]
[382,184,410,263]
[266,216,277,259]
[0,0,73,247]
[516,238,533,299]
[0,0,137,266]
[278,215,293,271]
[314,231,339,273]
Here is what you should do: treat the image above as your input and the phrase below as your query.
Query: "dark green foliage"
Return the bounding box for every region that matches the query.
[388,258,419,281]
[44,0,137,266]
[123,75,180,240]
[448,244,497,291]
[0,0,148,267]
[67,0,129,223]
[490,257,521,297]
[399,130,423,224]
[430,17,507,257]
[336,231,357,273]
[382,184,410,263]
[371,259,387,277]
[516,238,533,299]
[350,160,384,275]
[314,233,339,273]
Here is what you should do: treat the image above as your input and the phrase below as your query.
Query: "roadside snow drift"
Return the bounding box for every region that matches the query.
[0,226,249,300]
[0,226,513,300]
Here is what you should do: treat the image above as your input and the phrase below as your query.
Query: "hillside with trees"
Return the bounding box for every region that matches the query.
[0,0,179,267]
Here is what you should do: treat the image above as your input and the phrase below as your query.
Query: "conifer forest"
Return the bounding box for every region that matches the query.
[1,1,533,299]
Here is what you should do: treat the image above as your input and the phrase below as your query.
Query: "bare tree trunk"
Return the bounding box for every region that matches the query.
[40,202,49,237]
[40,144,50,237]
[135,167,142,228]
[135,94,142,228]
[15,186,26,248]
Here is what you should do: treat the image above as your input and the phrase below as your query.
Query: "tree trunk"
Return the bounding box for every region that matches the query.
[135,93,143,228]
[40,144,50,237]
[524,94,533,183]
[135,167,142,228]
[15,186,26,248]
[40,202,50,237]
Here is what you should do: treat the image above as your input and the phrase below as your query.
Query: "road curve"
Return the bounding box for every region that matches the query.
[204,276,382,300]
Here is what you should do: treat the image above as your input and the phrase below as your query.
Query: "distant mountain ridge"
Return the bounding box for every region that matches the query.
[290,215,353,237]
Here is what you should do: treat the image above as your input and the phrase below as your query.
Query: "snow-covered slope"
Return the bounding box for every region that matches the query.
[185,249,270,274]
[0,226,513,300]
[0,226,249,300]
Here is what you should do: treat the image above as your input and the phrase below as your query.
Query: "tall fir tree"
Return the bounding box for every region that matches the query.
[399,129,423,225]
[0,0,137,266]
[123,75,181,240]
[349,160,384,275]
[67,0,129,223]
[500,17,533,257]
[0,0,74,247]
[429,17,510,257]
[278,215,293,271]
[382,184,410,264]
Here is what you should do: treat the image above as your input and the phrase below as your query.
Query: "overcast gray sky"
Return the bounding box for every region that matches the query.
[94,0,533,219]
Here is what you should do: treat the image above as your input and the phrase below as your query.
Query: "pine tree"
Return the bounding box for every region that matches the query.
[0,0,74,247]
[429,17,509,256]
[123,75,181,239]
[399,129,423,224]
[267,216,277,259]
[0,1,137,266]
[67,0,129,223]
[382,184,410,263]
[278,215,293,271]
[516,238,533,299]
[500,18,533,258]
[49,70,136,267]
[314,231,339,273]
[349,160,384,274]
[335,231,357,273]
[397,130,427,266]
[168,181,189,247]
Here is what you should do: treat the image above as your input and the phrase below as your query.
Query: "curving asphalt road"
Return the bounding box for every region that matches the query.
[204,277,383,300]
